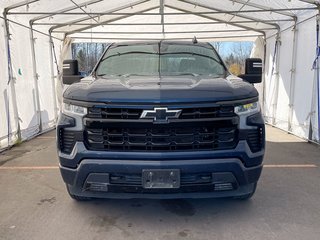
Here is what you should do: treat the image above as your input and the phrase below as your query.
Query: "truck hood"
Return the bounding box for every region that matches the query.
[63,75,258,104]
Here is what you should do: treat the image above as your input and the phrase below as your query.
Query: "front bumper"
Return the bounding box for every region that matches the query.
[60,157,262,199]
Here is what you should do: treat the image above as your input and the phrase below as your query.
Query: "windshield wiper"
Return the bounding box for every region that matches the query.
[168,73,200,77]
[100,51,158,62]
[96,73,126,78]
[120,73,152,78]
[161,52,223,65]
[97,73,153,78]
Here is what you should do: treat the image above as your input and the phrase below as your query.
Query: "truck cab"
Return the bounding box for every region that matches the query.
[57,41,265,200]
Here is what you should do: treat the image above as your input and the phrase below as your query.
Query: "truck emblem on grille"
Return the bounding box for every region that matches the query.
[140,108,182,124]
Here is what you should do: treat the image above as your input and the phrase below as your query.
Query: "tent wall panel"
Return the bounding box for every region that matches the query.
[9,23,39,140]
[0,17,18,149]
[34,32,58,130]
[0,19,9,147]
[291,19,316,140]
[273,30,293,131]
[264,14,318,142]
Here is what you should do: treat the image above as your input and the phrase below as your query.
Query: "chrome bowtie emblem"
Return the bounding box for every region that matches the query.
[140,108,182,124]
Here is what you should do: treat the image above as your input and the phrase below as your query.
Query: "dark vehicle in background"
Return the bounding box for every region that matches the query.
[57,41,265,200]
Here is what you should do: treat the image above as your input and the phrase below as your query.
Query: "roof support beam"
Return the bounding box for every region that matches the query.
[35,19,292,26]
[7,7,318,15]
[3,0,39,13]
[177,0,280,31]
[299,0,320,6]
[227,0,250,22]
[160,0,165,35]
[62,29,276,34]
[167,0,276,38]
[49,0,151,33]
[167,4,266,39]
[229,0,297,20]
[70,35,263,41]
[30,0,103,24]
[69,0,99,23]
[64,6,159,35]
[2,0,61,40]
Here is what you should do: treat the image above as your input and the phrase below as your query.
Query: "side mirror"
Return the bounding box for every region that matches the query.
[238,58,263,84]
[62,60,82,85]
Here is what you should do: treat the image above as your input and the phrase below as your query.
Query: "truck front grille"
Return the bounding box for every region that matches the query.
[84,121,238,152]
[84,105,238,152]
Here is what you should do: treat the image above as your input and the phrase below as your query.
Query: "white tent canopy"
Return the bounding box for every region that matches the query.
[0,0,320,150]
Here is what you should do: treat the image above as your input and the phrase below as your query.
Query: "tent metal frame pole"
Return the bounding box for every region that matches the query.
[4,0,40,11]
[299,0,320,6]
[7,7,318,15]
[1,0,61,144]
[35,19,292,27]
[3,0,44,143]
[226,0,249,22]
[29,21,42,133]
[317,14,320,142]
[177,0,280,31]
[301,0,320,141]
[69,0,99,24]
[48,0,152,34]
[266,14,318,39]
[288,20,299,132]
[30,0,103,24]
[64,6,159,36]
[262,36,267,123]
[160,0,165,36]
[29,0,105,125]
[2,10,21,146]
[229,0,297,19]
[166,4,269,37]
[48,33,59,122]
[272,33,281,126]
[64,29,276,35]
[69,35,263,40]
[5,0,44,135]
[3,3,43,144]
[0,15,63,40]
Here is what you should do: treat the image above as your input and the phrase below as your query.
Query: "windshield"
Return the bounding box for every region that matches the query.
[96,43,227,77]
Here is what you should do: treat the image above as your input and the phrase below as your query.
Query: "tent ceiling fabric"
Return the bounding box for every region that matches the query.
[0,0,318,41]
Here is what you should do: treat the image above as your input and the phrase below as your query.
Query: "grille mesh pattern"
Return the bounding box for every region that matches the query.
[85,105,238,152]
[109,173,213,185]
[85,123,238,151]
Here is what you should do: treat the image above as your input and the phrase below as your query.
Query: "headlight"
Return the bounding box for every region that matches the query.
[235,102,260,115]
[62,103,87,116]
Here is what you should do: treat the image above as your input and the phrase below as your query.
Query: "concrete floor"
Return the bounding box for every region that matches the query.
[0,125,319,240]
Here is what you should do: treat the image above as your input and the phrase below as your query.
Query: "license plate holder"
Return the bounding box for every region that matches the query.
[142,169,180,189]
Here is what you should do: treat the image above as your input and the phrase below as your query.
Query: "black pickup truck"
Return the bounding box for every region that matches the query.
[57,41,265,200]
